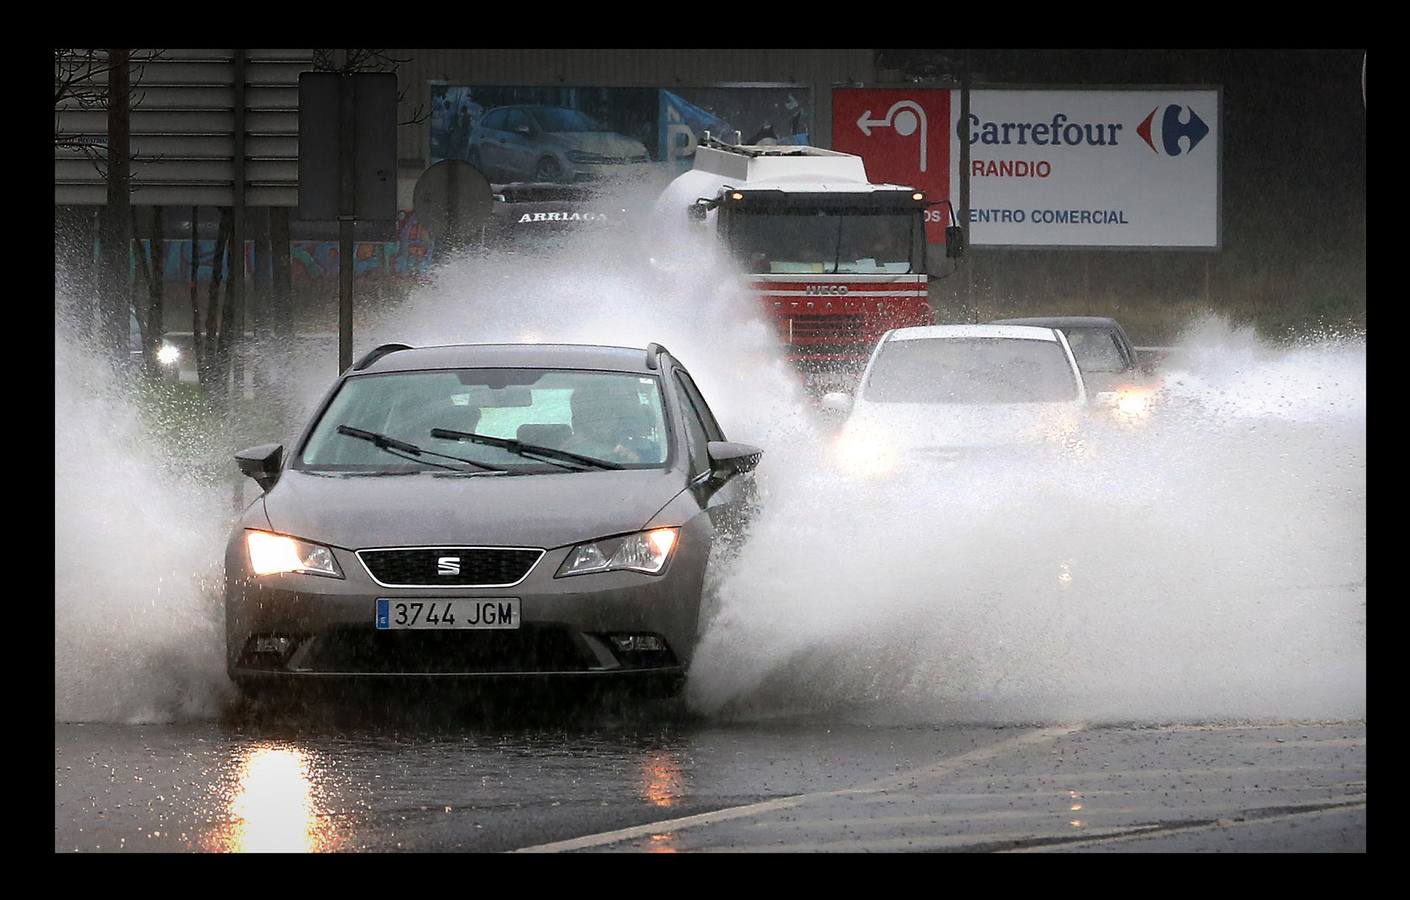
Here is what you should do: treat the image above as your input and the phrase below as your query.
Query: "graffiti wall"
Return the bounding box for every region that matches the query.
[120,209,434,287]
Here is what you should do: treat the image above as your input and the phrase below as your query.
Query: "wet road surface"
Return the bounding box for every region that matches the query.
[54,702,1364,852]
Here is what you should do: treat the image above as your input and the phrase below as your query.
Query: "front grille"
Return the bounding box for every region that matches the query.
[297,625,595,674]
[779,313,865,343]
[358,547,543,586]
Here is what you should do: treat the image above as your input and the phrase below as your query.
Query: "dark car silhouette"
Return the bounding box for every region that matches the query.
[225,342,761,701]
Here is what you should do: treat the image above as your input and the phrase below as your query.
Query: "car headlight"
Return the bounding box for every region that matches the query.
[1116,390,1151,416]
[157,343,180,366]
[556,528,679,577]
[1096,387,1155,420]
[832,430,899,479]
[245,530,344,578]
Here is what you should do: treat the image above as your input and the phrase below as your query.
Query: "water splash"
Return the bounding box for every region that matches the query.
[54,276,233,724]
[54,182,1365,727]
[688,317,1365,724]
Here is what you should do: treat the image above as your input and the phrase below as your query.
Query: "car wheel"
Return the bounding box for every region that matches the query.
[534,155,564,182]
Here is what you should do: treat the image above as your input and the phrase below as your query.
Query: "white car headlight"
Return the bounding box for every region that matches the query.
[832,429,899,479]
[556,528,679,577]
[1116,390,1151,416]
[245,530,344,578]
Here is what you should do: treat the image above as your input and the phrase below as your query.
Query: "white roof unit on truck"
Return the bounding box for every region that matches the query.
[689,143,918,193]
[662,142,922,210]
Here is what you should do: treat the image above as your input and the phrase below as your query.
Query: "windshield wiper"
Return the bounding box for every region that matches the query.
[429,428,623,470]
[336,425,507,473]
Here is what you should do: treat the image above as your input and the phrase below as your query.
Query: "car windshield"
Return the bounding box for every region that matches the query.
[1062,327,1128,372]
[529,107,607,133]
[299,368,669,473]
[864,338,1080,403]
[728,209,919,274]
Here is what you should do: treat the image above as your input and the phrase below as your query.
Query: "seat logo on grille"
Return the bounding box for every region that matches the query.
[437,556,461,575]
[806,285,848,295]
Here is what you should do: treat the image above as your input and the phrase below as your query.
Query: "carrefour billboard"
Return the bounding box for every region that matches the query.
[835,87,1221,249]
[953,88,1221,248]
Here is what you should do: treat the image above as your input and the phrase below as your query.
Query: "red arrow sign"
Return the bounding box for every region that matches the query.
[833,88,953,244]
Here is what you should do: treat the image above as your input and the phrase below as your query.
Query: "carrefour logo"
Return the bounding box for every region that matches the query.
[1137,105,1210,156]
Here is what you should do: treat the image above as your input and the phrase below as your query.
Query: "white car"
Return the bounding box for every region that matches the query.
[826,325,1088,475]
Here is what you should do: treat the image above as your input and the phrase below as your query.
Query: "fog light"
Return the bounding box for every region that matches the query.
[609,634,665,652]
[252,636,294,655]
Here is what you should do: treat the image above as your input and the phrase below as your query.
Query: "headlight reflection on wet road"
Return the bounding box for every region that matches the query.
[208,746,341,852]
[639,750,686,809]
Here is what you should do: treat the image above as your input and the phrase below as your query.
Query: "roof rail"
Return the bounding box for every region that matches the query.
[352,343,414,372]
[645,342,668,370]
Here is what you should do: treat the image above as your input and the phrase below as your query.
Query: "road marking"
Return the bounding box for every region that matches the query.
[512,723,1083,853]
[941,762,1365,785]
[1001,797,1367,852]
[699,825,1172,853]
[707,795,1367,833]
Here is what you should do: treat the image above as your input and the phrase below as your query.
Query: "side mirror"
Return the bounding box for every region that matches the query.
[820,392,853,413]
[235,443,283,492]
[706,441,763,482]
[688,202,708,222]
[513,124,533,136]
[944,225,966,259]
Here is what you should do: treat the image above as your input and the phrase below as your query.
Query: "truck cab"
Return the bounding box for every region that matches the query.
[663,139,934,391]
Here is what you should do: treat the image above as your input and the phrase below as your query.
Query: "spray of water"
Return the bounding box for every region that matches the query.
[54,275,233,724]
[54,178,1364,725]
[688,316,1366,724]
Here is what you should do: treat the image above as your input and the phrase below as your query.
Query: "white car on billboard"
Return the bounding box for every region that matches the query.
[466,106,651,184]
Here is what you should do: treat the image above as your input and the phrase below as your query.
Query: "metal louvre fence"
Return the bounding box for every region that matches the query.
[54,48,313,207]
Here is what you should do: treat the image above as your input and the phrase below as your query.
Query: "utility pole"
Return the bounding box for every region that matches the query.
[338,52,356,374]
[229,50,248,514]
[99,49,131,362]
[230,50,247,395]
[297,63,397,374]
[959,59,973,322]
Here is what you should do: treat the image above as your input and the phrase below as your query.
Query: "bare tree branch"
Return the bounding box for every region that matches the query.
[55,49,167,184]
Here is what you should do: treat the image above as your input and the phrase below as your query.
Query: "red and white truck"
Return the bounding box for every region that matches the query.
[661,137,954,390]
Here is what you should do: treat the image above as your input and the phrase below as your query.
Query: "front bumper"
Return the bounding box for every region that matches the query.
[224,540,706,684]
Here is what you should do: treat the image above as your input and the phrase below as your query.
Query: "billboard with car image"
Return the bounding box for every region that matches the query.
[429,84,811,183]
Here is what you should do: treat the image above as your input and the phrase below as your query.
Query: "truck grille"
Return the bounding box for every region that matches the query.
[779,314,865,343]
[357,547,543,587]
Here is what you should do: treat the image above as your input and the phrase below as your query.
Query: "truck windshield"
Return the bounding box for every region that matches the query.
[727,209,919,275]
